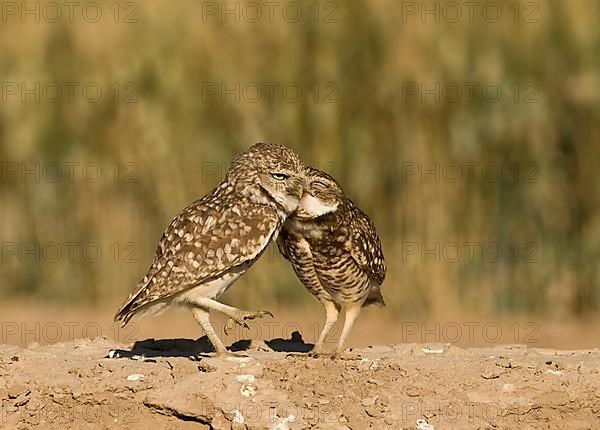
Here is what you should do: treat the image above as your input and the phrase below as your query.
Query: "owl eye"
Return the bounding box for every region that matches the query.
[271,173,289,181]
[311,181,328,190]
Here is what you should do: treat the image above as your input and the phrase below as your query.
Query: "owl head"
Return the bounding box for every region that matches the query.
[295,166,345,219]
[227,142,306,214]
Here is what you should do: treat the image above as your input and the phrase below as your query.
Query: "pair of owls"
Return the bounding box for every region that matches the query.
[115,143,386,357]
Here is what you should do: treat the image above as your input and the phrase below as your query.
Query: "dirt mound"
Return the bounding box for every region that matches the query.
[1,334,598,429]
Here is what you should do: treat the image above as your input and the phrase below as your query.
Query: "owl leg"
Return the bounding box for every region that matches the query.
[190,307,230,355]
[310,300,341,355]
[333,301,363,360]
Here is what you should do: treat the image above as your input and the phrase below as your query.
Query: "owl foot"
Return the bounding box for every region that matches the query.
[224,310,274,335]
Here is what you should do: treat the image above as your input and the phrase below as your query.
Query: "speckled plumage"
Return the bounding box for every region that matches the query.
[115,143,305,354]
[277,167,386,356]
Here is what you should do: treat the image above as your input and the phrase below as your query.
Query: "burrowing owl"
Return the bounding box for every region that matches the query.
[115,143,306,355]
[277,167,386,357]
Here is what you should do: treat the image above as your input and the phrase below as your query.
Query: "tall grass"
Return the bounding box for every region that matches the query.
[0,0,599,318]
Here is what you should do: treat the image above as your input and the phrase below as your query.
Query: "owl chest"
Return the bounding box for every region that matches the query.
[314,253,371,302]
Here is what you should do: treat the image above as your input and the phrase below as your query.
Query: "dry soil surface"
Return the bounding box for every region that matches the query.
[0,335,599,429]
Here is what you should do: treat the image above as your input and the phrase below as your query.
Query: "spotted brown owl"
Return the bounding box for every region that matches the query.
[115,143,306,355]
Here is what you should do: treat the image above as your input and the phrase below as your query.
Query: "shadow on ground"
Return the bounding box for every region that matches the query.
[264,331,313,352]
[108,331,314,358]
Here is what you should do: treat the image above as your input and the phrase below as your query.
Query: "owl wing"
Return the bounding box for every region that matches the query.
[276,227,292,260]
[115,193,280,322]
[346,203,386,285]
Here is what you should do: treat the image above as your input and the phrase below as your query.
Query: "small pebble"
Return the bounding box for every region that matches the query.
[240,384,257,397]
[232,409,244,424]
[416,418,435,430]
[422,346,444,354]
[127,373,144,381]
[236,374,255,384]
[198,362,216,373]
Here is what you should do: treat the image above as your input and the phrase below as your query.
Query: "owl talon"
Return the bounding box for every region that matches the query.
[257,310,274,319]
[224,310,274,335]
[224,318,248,335]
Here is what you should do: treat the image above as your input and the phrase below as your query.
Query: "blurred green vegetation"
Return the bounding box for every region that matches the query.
[0,0,599,318]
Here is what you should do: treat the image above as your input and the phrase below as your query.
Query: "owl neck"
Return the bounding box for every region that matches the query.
[287,203,346,233]
[236,181,289,220]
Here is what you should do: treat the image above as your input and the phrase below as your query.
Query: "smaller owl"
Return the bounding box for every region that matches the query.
[277,167,386,358]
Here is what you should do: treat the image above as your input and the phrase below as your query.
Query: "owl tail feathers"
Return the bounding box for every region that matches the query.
[114,299,137,327]
[115,279,172,327]
[363,285,386,308]
[114,278,152,326]
[114,294,153,327]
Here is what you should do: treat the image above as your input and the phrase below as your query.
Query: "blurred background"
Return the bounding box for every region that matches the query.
[1,0,599,348]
